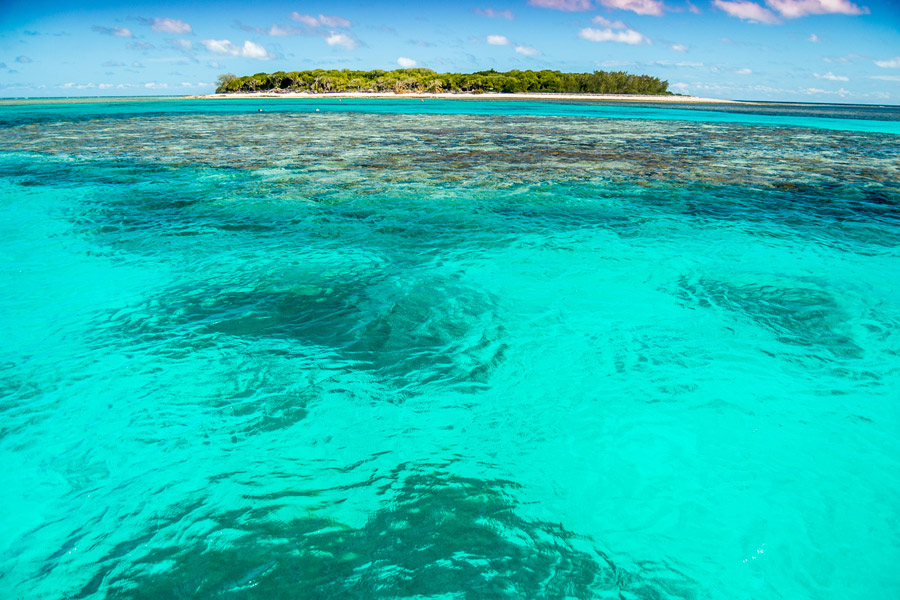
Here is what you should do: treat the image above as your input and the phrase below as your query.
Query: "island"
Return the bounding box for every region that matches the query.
[215,68,670,96]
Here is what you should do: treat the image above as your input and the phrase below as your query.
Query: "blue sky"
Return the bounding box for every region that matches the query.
[1,0,898,102]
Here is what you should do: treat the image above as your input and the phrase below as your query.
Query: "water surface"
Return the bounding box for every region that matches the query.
[1,98,899,599]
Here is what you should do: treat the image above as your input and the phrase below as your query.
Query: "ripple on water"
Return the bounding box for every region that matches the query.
[670,274,864,362]
[2,103,899,600]
[73,468,699,600]
[101,265,507,398]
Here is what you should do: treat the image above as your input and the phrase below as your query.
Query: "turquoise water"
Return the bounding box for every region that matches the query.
[1,98,899,599]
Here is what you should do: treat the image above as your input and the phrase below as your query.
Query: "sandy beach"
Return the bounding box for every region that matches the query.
[185,91,743,104]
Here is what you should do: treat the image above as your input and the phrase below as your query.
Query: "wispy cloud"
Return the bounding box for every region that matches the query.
[16,55,33,63]
[713,0,779,23]
[592,16,628,28]
[528,0,592,11]
[655,60,705,67]
[201,39,273,59]
[128,41,155,51]
[397,57,418,68]
[487,35,511,45]
[475,7,515,19]
[236,22,307,37]
[808,33,819,42]
[736,67,753,74]
[320,15,352,27]
[584,14,654,45]
[139,17,193,34]
[290,13,352,28]
[875,57,900,68]
[814,71,849,81]
[515,45,542,56]
[92,25,133,38]
[268,25,303,36]
[325,32,360,49]
[291,13,320,27]
[715,0,868,22]
[870,75,900,82]
[671,43,688,51]
[766,0,868,18]
[102,60,125,67]
[171,38,192,50]
[803,86,851,97]
[579,27,649,44]
[24,30,68,37]
[599,0,665,16]
[823,53,862,64]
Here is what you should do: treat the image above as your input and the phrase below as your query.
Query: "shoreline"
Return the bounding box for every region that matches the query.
[184,91,743,104]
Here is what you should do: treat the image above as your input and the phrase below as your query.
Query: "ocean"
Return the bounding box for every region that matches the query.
[1,97,898,599]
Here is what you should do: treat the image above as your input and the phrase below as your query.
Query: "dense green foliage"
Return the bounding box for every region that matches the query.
[216,68,669,95]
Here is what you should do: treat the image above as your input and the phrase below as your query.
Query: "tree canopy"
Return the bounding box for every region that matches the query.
[215,68,669,95]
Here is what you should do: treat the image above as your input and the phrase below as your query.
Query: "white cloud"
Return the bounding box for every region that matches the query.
[475,7,515,19]
[803,86,851,97]
[654,60,705,67]
[325,33,359,49]
[592,16,628,28]
[201,39,273,59]
[319,14,352,27]
[814,71,849,81]
[172,38,192,50]
[268,25,300,36]
[671,43,688,52]
[291,13,320,27]
[515,45,542,56]
[397,57,418,68]
[808,33,820,42]
[527,0,592,9]
[289,13,351,27]
[579,27,649,44]
[145,17,193,34]
[598,0,665,16]
[875,57,900,68]
[487,35,511,45]
[824,53,861,64]
[765,0,868,18]
[92,26,133,38]
[736,67,753,74]
[713,0,780,23]
[870,75,900,82]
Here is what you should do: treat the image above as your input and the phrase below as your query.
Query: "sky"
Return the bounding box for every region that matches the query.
[1,0,899,102]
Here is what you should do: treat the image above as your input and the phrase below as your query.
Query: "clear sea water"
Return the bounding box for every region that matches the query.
[1,97,899,599]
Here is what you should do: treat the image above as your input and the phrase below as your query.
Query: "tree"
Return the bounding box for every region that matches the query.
[215,73,236,94]
[219,68,669,96]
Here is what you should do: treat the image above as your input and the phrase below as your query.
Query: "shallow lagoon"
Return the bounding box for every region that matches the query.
[1,98,899,599]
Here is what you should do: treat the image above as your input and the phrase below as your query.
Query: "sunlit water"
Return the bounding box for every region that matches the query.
[1,98,899,599]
